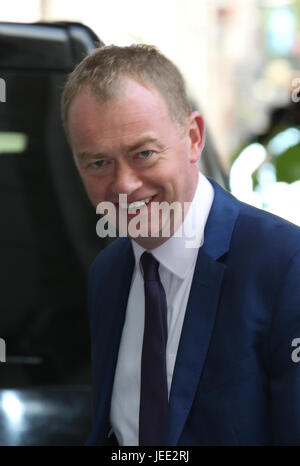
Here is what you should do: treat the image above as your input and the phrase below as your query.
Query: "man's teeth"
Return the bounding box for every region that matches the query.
[120,197,152,210]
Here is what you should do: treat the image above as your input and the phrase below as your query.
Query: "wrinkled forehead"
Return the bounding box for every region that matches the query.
[70,78,173,126]
[67,79,181,153]
[87,75,168,110]
[88,73,183,117]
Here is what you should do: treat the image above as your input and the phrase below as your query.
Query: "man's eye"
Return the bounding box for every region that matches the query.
[138,150,153,159]
[91,160,106,168]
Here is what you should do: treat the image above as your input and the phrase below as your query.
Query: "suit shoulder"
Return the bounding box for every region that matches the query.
[206,179,300,260]
[234,200,300,256]
[90,238,132,275]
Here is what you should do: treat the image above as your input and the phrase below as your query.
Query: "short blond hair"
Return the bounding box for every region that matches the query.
[61,44,192,140]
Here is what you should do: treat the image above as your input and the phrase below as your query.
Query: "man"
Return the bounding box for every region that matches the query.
[62,44,300,446]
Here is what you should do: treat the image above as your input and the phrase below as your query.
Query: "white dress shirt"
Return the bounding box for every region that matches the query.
[110,172,214,445]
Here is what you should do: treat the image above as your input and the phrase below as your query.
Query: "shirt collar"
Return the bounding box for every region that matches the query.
[131,172,214,279]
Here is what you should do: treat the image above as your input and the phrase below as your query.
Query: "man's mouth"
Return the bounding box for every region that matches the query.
[119,196,154,212]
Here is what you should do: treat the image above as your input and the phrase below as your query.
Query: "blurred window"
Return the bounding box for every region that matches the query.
[0,70,90,386]
[230,102,300,226]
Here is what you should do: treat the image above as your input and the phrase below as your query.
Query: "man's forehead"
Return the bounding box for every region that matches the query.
[67,77,185,154]
[72,78,169,115]
[69,84,172,143]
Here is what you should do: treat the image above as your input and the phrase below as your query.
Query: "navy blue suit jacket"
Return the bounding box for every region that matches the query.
[86,178,300,445]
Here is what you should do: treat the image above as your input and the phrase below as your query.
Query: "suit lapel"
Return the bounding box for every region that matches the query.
[167,180,239,445]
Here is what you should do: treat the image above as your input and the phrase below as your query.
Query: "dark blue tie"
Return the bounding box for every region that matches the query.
[139,252,168,446]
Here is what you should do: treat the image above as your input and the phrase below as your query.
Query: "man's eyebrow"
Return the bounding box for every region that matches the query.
[127,137,163,152]
[77,137,163,161]
[77,151,105,161]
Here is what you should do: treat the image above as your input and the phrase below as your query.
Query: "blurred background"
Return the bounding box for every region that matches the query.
[0,0,299,445]
[2,0,300,221]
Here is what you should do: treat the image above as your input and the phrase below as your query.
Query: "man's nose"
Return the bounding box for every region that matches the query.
[111,163,143,195]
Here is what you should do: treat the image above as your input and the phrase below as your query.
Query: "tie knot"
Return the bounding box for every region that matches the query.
[140,252,160,282]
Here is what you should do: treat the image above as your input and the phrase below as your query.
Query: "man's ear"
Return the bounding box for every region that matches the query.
[187,111,205,164]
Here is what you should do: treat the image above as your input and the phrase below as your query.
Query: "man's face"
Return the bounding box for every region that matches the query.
[67,78,204,249]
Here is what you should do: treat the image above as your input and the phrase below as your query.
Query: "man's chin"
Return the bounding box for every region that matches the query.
[116,218,175,243]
